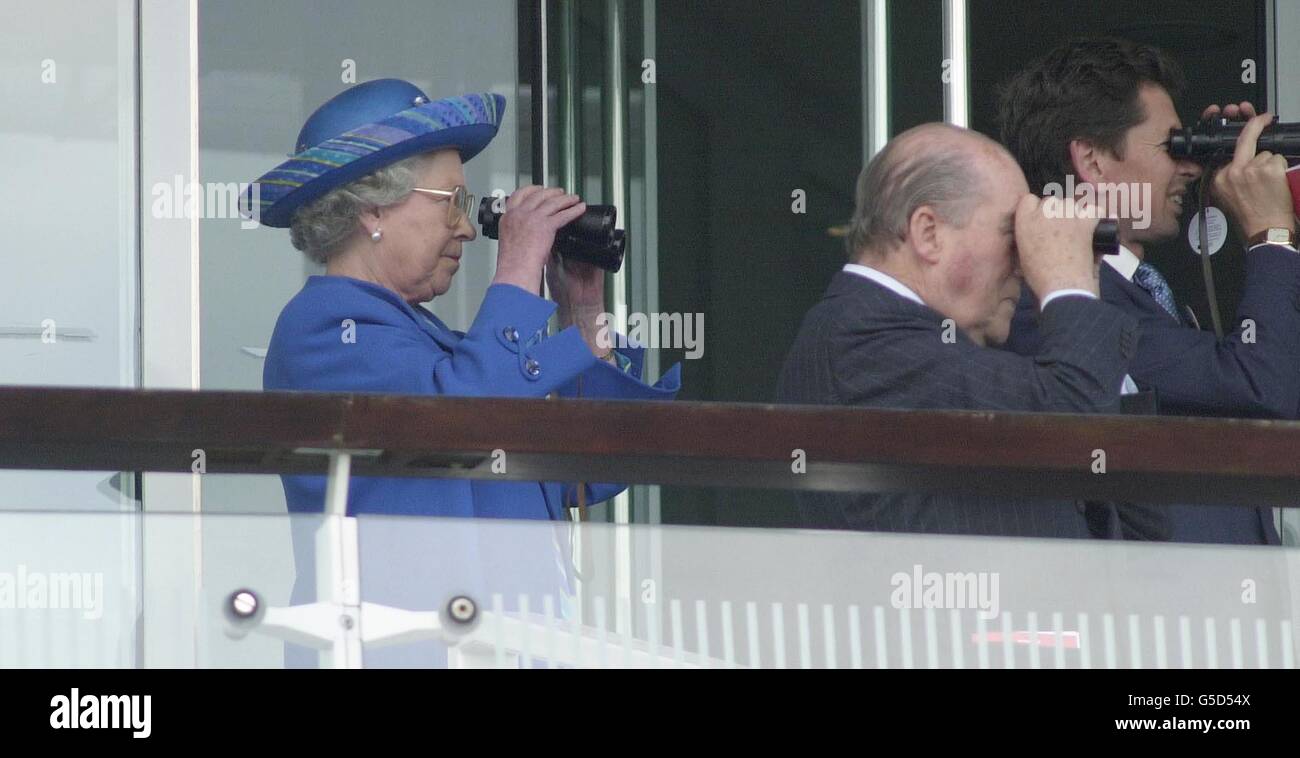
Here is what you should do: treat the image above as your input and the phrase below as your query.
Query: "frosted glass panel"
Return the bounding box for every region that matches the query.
[0,0,136,388]
[0,0,136,512]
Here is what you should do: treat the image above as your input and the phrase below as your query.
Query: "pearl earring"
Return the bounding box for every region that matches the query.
[370,229,382,242]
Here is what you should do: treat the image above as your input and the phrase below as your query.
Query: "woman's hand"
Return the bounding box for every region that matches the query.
[492,186,587,292]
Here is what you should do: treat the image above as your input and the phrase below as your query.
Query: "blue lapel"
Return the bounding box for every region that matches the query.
[409,304,463,352]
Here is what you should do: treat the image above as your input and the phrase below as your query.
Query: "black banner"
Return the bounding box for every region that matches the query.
[0,668,1285,745]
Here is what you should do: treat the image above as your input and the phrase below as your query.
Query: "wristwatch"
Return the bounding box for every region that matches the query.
[1247,227,1298,247]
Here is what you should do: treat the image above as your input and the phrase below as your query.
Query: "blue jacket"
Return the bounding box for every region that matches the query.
[264,275,681,520]
[1006,247,1300,544]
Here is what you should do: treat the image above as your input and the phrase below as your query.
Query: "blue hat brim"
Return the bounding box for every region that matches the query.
[245,93,504,229]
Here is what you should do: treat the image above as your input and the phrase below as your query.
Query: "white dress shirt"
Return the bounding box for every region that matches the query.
[842,263,925,306]
[1102,243,1141,282]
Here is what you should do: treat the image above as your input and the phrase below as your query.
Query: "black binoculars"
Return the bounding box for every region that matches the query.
[1168,118,1300,161]
[1093,218,1118,256]
[478,196,627,273]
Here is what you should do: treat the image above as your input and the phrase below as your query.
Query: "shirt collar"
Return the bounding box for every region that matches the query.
[842,263,926,306]
[1103,244,1141,282]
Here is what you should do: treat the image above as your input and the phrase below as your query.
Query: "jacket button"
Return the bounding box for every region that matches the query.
[525,358,541,377]
[503,326,519,342]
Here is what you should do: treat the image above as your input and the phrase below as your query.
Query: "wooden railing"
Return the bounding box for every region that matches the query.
[2,386,1299,506]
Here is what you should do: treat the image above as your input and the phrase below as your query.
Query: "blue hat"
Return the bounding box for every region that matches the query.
[243,78,505,228]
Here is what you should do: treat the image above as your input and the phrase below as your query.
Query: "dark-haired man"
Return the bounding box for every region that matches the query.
[1000,37,1300,544]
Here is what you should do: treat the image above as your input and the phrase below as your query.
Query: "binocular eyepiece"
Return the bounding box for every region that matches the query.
[1168,118,1300,161]
[478,196,627,273]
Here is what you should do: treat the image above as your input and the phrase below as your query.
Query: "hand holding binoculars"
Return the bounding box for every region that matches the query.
[479,196,627,273]
[1168,118,1300,161]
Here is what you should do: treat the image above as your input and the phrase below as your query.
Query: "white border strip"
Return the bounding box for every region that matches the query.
[862,0,890,159]
[1271,1,1300,547]
[942,0,969,127]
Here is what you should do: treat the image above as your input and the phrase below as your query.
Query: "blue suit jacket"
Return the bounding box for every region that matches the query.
[264,275,681,520]
[1006,246,1300,544]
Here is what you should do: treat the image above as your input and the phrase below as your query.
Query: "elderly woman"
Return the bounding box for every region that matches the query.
[248,78,680,521]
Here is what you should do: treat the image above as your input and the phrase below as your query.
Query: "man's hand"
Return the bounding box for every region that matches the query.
[1209,111,1296,241]
[1015,193,1103,300]
[1200,101,1257,123]
[546,252,612,360]
[492,186,588,292]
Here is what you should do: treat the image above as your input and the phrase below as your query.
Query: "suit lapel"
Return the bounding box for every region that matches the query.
[409,304,463,352]
[1103,260,1183,326]
[1102,261,1166,321]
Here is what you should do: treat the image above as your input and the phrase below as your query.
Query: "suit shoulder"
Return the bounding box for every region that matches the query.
[265,278,428,390]
[274,277,415,336]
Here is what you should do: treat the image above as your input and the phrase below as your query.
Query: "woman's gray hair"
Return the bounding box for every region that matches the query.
[289,153,430,263]
[847,123,986,259]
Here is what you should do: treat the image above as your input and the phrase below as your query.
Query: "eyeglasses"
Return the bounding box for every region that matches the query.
[410,185,476,228]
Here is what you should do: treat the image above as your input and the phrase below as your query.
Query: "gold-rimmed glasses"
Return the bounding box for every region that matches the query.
[411,185,475,228]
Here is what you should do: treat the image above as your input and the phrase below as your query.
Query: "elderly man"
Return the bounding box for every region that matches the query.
[1000,38,1300,544]
[776,122,1138,538]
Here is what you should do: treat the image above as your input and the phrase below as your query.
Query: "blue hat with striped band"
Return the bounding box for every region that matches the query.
[243,78,505,228]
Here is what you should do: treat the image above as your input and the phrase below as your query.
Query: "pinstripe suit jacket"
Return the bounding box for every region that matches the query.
[1005,253,1297,545]
[775,270,1139,538]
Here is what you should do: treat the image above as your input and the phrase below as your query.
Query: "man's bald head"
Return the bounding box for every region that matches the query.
[847,122,1022,260]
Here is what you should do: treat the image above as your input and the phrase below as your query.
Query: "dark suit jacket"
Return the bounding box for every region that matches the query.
[1005,246,1300,545]
[775,270,1139,539]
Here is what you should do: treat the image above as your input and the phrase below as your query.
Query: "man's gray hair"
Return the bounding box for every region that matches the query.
[289,153,430,264]
[847,124,986,259]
